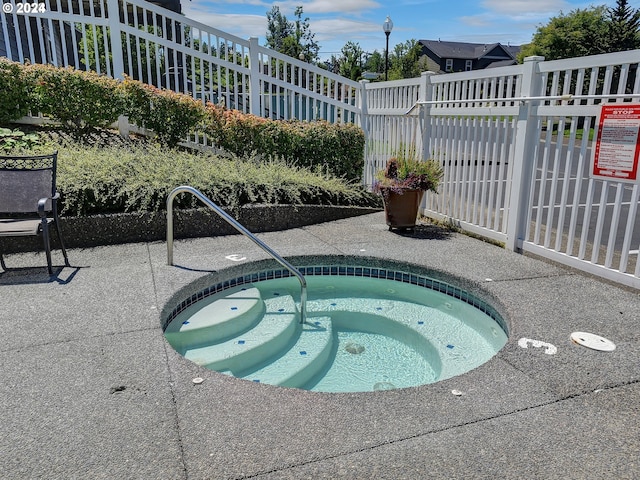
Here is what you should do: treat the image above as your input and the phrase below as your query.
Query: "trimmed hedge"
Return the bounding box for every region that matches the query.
[0,59,366,180]
[120,76,206,146]
[0,58,33,123]
[205,104,365,181]
[53,141,379,216]
[26,63,124,131]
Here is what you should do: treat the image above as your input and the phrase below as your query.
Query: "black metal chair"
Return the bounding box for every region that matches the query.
[0,151,70,274]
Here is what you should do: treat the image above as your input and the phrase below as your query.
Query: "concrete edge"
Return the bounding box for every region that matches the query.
[0,205,382,253]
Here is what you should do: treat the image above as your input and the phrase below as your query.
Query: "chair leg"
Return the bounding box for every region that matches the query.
[53,218,70,267]
[41,219,53,274]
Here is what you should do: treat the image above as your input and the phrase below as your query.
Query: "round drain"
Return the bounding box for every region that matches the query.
[345,342,365,354]
[570,332,616,352]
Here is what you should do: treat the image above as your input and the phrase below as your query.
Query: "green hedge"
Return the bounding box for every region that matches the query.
[205,104,365,181]
[0,59,366,180]
[54,141,378,216]
[0,58,33,123]
[120,76,207,146]
[26,63,124,131]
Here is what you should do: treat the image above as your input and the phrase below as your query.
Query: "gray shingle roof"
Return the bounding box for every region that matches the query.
[419,40,520,60]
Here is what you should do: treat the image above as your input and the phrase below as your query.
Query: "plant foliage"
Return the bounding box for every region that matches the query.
[26,63,124,131]
[0,58,34,123]
[47,140,378,216]
[0,128,42,152]
[204,103,365,181]
[121,76,207,146]
[373,149,442,196]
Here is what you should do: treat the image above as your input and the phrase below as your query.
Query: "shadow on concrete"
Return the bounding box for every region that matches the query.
[0,266,83,285]
[390,223,454,240]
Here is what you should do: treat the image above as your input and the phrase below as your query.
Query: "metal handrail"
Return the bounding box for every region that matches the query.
[166,186,307,323]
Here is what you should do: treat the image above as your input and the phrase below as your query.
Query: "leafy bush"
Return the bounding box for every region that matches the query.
[51,140,378,216]
[25,64,123,131]
[0,58,35,123]
[0,61,367,182]
[205,103,365,181]
[0,127,42,152]
[121,77,207,146]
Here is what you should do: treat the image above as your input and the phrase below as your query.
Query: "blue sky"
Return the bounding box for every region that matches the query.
[182,0,640,60]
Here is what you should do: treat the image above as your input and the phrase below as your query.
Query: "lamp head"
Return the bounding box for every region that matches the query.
[383,16,393,34]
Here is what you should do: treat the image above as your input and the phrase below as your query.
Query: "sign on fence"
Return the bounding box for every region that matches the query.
[591,104,640,184]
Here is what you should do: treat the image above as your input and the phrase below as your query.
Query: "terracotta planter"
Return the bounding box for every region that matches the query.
[382,188,424,230]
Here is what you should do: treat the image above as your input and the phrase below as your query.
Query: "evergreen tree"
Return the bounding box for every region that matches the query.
[607,0,640,52]
[265,6,320,63]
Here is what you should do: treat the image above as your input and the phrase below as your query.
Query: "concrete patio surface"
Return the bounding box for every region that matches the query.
[1,211,639,479]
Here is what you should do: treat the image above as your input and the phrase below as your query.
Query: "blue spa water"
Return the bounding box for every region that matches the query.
[165,272,507,393]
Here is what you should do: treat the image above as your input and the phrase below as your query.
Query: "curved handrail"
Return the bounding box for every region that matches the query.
[166,186,307,323]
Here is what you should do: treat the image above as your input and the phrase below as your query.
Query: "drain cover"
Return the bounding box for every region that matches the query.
[570,332,616,352]
[345,342,365,354]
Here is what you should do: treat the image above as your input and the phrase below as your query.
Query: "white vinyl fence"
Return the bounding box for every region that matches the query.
[0,0,364,126]
[366,52,640,289]
[2,0,639,288]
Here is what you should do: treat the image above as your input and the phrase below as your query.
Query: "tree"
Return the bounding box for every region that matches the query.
[339,42,364,80]
[607,0,640,52]
[388,39,424,79]
[363,50,384,75]
[518,6,610,61]
[265,6,320,63]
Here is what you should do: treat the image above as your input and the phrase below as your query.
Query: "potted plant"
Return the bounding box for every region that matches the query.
[373,154,443,230]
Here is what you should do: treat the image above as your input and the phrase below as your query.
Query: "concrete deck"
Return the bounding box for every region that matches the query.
[1,211,638,479]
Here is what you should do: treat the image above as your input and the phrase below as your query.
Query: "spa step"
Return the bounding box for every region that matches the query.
[184,294,299,373]
[165,286,265,352]
[314,297,504,381]
[236,316,333,388]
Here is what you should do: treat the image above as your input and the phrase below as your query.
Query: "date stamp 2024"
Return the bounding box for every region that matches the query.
[3,2,48,14]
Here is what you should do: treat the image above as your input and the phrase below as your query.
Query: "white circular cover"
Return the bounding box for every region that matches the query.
[570,332,616,352]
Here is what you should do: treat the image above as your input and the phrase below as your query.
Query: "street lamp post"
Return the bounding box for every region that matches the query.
[383,15,393,81]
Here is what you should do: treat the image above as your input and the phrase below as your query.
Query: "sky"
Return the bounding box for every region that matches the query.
[181,0,640,61]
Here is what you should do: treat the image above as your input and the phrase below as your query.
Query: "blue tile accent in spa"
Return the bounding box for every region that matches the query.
[166,264,505,334]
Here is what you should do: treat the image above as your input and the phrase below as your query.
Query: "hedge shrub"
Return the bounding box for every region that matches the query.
[25,63,123,131]
[205,104,365,181]
[0,60,366,179]
[0,58,35,123]
[53,141,379,216]
[120,76,207,146]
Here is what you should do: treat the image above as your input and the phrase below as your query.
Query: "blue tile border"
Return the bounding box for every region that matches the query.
[166,265,506,333]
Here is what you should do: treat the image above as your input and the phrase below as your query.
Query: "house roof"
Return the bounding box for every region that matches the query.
[419,40,520,61]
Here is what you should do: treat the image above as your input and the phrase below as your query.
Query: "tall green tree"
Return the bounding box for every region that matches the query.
[339,41,364,80]
[363,50,384,75]
[265,6,320,63]
[607,0,640,52]
[518,6,610,61]
[388,39,425,80]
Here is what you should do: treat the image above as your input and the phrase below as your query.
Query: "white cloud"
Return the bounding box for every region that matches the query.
[195,0,381,15]
[481,0,570,16]
[181,5,268,40]
[312,17,379,40]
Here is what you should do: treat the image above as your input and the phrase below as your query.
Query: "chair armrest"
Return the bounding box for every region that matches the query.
[37,192,59,218]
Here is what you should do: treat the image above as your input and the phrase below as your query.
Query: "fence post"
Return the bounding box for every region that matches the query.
[106,0,125,80]
[106,0,127,136]
[419,71,436,162]
[249,37,261,116]
[359,79,370,136]
[505,56,544,252]
[359,79,370,185]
